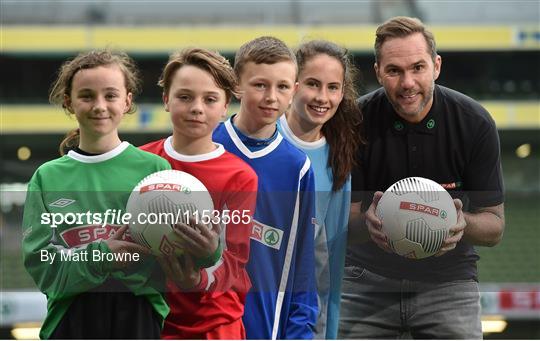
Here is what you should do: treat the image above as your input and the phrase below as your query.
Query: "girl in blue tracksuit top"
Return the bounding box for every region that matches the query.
[278,40,362,339]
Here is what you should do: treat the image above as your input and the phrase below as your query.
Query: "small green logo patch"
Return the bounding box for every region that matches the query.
[440,210,447,219]
[264,229,280,246]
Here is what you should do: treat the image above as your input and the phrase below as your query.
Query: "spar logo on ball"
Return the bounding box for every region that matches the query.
[139,183,191,194]
[376,177,457,259]
[126,170,213,256]
[399,201,448,219]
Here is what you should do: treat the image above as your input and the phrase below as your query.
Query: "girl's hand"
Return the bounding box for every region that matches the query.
[104,225,150,270]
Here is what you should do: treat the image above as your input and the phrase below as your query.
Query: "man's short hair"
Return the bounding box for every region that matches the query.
[374,16,437,63]
[234,36,297,78]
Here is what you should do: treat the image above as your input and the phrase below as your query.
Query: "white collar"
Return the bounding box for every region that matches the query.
[164,136,225,162]
[67,141,129,163]
[279,115,326,150]
[224,119,283,159]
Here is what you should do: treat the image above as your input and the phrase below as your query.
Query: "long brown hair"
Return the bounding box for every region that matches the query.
[49,50,141,155]
[295,40,363,191]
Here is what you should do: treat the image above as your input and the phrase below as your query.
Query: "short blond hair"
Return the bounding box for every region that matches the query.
[233,36,297,78]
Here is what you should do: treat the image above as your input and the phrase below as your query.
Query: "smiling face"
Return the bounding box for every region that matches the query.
[375,32,441,123]
[67,64,132,141]
[235,61,297,138]
[164,65,228,149]
[291,54,344,137]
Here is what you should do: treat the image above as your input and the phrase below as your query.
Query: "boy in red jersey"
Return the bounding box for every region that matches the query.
[141,48,257,339]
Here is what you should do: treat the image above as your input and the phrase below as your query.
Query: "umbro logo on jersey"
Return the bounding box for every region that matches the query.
[250,219,283,250]
[49,198,76,208]
[22,226,33,239]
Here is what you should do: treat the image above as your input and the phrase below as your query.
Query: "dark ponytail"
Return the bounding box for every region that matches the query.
[59,128,80,156]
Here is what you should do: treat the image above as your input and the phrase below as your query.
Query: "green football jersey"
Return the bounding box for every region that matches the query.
[22,142,171,339]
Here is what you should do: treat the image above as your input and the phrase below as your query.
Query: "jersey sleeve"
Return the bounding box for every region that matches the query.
[22,172,111,300]
[194,170,258,293]
[464,116,504,208]
[285,161,318,339]
[156,156,172,171]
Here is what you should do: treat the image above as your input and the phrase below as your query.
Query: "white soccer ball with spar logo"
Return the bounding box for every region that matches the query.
[375,177,457,259]
[126,170,213,256]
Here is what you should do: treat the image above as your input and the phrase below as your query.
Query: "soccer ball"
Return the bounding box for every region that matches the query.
[375,177,457,259]
[126,170,213,256]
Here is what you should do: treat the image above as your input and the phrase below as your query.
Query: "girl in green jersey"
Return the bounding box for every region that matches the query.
[22,50,171,339]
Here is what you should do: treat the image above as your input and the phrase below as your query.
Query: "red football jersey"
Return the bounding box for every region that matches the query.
[140,136,258,337]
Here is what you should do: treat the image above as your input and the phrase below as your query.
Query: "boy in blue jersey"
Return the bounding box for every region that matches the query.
[213,36,318,339]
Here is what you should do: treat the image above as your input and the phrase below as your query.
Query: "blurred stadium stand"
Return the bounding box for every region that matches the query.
[1,0,539,339]
[1,0,538,25]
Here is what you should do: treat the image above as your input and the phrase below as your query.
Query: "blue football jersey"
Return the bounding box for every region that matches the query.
[213,118,318,340]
